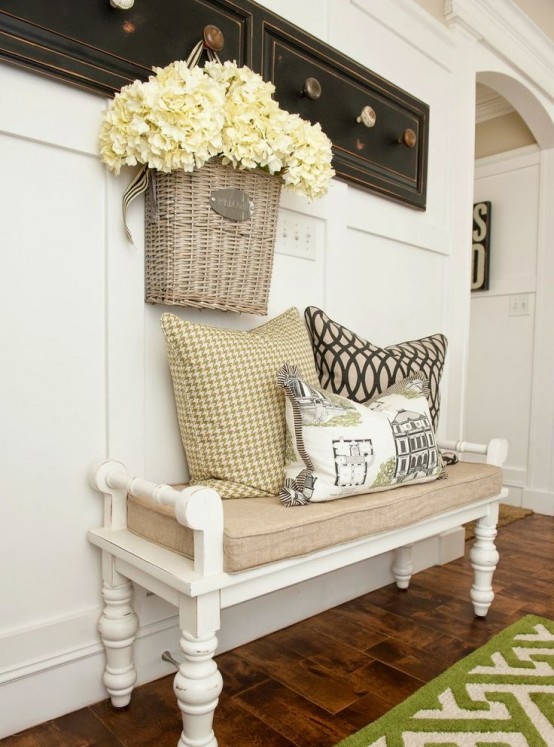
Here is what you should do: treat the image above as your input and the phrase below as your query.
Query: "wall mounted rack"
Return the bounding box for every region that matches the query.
[0,0,429,208]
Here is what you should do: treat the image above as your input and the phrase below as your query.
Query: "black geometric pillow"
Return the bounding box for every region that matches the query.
[304,306,448,430]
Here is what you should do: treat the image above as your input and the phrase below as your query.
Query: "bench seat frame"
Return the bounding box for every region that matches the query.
[88,438,508,747]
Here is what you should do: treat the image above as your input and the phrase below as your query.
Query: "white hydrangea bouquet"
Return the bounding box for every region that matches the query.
[99,57,335,200]
[98,42,335,314]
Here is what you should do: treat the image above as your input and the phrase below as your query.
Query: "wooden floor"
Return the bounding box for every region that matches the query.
[3,513,553,747]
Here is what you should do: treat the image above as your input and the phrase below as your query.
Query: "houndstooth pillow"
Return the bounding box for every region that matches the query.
[161,307,319,499]
[304,306,447,430]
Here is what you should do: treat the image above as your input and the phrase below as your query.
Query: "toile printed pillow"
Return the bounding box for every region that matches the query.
[278,364,443,506]
[304,306,447,430]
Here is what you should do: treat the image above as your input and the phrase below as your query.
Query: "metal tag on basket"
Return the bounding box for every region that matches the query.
[209,188,253,221]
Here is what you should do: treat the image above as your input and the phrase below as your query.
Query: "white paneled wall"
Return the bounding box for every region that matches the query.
[467,147,540,503]
[0,67,109,733]
[0,68,107,628]
[3,0,548,736]
[326,229,447,345]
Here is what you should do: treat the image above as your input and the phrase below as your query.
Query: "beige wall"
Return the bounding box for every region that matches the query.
[475,111,536,158]
[513,0,554,40]
[413,0,554,40]
[413,0,445,23]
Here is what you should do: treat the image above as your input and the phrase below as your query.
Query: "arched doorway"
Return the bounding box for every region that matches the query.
[447,2,554,515]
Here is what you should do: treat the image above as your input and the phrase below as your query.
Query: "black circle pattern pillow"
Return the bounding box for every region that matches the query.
[304,306,448,431]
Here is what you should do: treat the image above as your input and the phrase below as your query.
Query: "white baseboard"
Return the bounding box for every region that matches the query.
[0,618,178,739]
[0,533,464,738]
[503,466,527,489]
[522,488,554,516]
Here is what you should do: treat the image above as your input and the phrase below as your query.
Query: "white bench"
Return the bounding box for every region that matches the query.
[88,437,508,747]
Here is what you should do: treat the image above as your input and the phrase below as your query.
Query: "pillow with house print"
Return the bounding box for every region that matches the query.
[277,364,443,506]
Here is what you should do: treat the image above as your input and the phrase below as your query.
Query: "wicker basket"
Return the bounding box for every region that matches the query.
[144,159,282,315]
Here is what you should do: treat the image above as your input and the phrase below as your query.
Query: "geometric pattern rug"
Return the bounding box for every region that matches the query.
[335,615,554,746]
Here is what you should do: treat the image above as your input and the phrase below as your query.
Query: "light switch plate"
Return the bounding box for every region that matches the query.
[509,294,530,316]
[275,212,317,261]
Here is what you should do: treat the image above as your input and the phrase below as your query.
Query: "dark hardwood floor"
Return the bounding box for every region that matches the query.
[3,513,553,747]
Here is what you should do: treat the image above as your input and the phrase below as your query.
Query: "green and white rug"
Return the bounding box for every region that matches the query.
[336,614,554,747]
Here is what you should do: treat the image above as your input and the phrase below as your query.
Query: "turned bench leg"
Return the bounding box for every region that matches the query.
[470,508,499,618]
[98,580,138,707]
[175,631,223,747]
[392,544,413,590]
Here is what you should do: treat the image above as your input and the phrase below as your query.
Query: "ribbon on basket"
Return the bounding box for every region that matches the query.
[122,165,149,244]
[121,39,221,246]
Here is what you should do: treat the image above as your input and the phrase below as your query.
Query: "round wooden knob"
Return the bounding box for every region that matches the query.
[302,77,322,100]
[203,24,224,52]
[356,105,376,128]
[399,128,417,148]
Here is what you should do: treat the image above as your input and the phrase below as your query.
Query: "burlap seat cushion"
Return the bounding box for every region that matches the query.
[127,461,502,573]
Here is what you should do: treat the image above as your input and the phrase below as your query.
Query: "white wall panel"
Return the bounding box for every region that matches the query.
[474,155,539,294]
[0,64,102,155]
[344,181,450,257]
[466,294,534,471]
[466,149,540,501]
[0,131,106,626]
[255,0,329,41]
[325,229,446,346]
[144,306,186,484]
[104,171,147,473]
[353,0,455,71]
[332,0,452,91]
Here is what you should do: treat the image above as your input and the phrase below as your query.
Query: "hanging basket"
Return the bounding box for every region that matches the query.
[144,159,282,315]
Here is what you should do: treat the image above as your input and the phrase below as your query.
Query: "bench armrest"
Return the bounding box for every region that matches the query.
[90,460,224,576]
[437,438,508,467]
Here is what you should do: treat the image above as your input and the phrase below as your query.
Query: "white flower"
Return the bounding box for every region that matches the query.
[281,115,335,200]
[99,58,335,198]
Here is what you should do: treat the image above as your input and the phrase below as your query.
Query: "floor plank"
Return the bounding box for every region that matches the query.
[90,676,182,747]
[0,710,123,747]
[235,679,354,747]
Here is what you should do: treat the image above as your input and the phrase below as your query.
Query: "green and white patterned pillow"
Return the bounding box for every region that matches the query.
[278,364,443,506]
[161,308,319,499]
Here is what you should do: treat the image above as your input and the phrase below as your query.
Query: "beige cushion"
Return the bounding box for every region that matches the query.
[127,461,503,572]
[161,307,319,499]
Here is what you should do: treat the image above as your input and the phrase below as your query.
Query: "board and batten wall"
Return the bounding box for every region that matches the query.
[0,0,525,736]
[469,97,539,506]
[464,0,554,517]
[467,146,540,504]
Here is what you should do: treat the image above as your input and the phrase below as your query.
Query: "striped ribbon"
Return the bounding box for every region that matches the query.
[122,164,149,245]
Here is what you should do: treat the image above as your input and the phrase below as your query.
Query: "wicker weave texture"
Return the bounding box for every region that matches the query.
[145,159,281,315]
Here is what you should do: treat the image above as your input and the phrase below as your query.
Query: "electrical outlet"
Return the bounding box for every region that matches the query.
[275,212,317,261]
[509,294,530,316]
